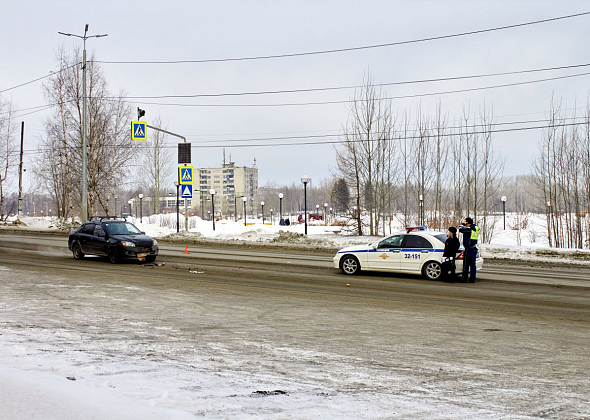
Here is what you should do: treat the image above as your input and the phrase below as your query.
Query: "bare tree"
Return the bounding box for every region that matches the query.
[37,47,137,220]
[0,95,18,221]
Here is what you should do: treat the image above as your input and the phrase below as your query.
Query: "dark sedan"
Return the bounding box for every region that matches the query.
[68,218,159,263]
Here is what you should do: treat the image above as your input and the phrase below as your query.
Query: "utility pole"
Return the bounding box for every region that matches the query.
[59,24,108,222]
[17,121,24,219]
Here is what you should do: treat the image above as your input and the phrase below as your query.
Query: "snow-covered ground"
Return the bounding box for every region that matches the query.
[2,214,590,418]
[5,213,590,265]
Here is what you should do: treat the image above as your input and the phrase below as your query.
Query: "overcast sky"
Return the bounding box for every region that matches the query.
[2,0,590,190]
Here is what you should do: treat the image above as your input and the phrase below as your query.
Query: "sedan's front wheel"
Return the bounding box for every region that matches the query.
[72,243,84,260]
[340,255,360,275]
[108,247,120,264]
[423,260,442,281]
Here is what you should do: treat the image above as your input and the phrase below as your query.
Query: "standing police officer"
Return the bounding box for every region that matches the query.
[459,217,479,283]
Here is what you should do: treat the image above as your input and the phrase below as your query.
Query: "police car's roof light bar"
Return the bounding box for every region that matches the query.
[405,225,427,233]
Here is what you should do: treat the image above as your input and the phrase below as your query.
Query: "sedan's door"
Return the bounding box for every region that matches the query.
[77,223,95,254]
[90,224,109,256]
[366,234,403,271]
[400,235,434,272]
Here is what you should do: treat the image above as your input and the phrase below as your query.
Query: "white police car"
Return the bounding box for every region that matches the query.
[333,227,483,280]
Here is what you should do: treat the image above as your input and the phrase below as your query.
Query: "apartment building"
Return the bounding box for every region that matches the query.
[197,162,258,217]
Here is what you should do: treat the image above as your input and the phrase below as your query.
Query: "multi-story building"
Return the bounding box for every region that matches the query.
[197,161,258,218]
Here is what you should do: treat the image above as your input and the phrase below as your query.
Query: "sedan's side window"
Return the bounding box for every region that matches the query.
[80,223,94,234]
[403,236,433,249]
[94,225,105,237]
[403,235,430,248]
[378,235,403,249]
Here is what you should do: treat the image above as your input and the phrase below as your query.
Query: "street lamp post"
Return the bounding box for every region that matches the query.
[114,196,118,218]
[58,25,107,223]
[270,209,274,225]
[210,189,216,231]
[138,194,144,223]
[301,175,310,235]
[501,196,507,230]
[278,193,284,224]
[419,194,424,225]
[316,204,320,218]
[324,203,328,225]
[174,182,180,233]
[547,201,552,247]
[242,196,247,226]
[261,201,265,224]
[127,200,132,218]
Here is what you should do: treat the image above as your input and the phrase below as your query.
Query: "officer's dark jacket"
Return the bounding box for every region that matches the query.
[443,236,460,258]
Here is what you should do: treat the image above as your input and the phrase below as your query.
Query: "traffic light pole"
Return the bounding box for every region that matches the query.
[146,124,186,142]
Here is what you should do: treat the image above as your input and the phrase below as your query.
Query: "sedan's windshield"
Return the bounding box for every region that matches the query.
[104,222,142,236]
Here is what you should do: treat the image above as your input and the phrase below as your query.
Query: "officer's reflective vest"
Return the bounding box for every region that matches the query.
[470,225,480,241]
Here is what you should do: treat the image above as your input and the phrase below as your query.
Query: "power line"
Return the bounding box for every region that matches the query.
[6,62,589,117]
[110,70,590,108]
[0,63,80,94]
[93,11,590,65]
[179,116,590,145]
[110,63,590,100]
[22,119,590,155]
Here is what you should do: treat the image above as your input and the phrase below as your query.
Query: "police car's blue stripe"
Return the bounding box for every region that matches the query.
[338,248,444,254]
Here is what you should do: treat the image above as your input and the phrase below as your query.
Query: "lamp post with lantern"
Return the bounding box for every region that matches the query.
[501,196,507,230]
[242,196,247,226]
[138,193,144,222]
[301,176,310,235]
[261,201,265,224]
[174,182,180,232]
[210,189,216,231]
[278,193,283,224]
[547,200,552,247]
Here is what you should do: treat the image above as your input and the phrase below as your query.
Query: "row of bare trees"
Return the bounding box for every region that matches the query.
[534,98,590,249]
[334,74,504,241]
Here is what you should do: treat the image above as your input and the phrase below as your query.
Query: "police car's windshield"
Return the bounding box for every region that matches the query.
[104,222,142,236]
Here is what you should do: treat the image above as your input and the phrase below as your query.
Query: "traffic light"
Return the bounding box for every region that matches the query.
[137,108,145,120]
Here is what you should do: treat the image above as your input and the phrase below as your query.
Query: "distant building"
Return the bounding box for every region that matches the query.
[197,161,258,217]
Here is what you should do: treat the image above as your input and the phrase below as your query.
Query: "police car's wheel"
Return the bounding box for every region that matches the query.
[340,255,360,275]
[108,247,120,264]
[72,243,84,260]
[423,261,442,280]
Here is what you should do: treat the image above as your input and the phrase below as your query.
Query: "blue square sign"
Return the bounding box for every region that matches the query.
[131,121,147,141]
[181,184,193,198]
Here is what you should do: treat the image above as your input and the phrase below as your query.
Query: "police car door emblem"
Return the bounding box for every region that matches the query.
[379,253,389,260]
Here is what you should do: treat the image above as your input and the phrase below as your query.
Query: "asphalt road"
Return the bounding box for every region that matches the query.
[1,232,590,417]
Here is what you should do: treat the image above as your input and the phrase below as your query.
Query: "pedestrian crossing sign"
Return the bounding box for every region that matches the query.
[131,121,147,141]
[181,184,193,198]
[179,166,194,185]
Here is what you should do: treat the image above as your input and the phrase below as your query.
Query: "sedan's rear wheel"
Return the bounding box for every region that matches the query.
[72,243,84,260]
[108,247,120,264]
[423,260,442,280]
[340,255,360,275]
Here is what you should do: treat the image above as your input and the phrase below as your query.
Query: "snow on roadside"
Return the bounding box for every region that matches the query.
[4,214,590,265]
